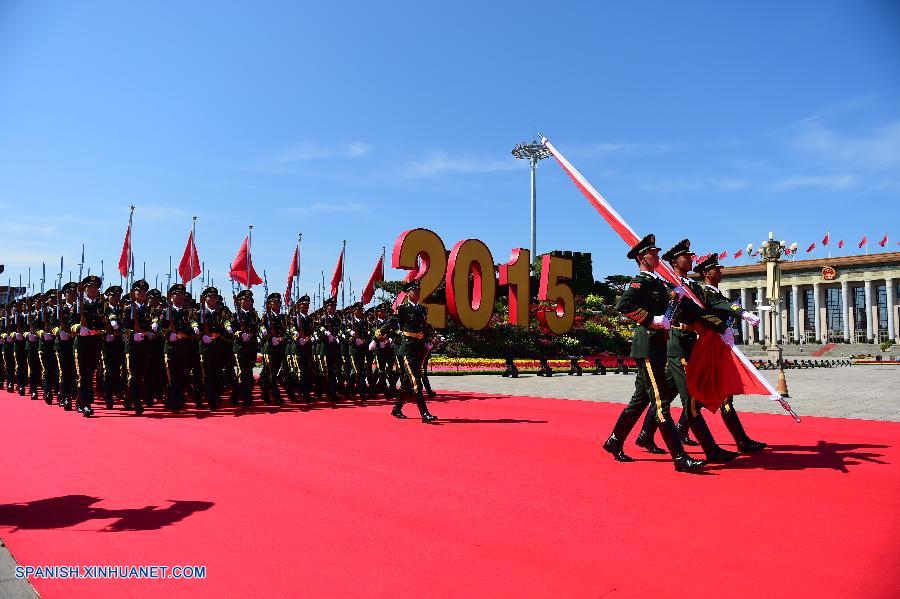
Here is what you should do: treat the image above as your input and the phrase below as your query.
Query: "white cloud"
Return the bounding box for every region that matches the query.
[792,120,900,172]
[284,201,369,215]
[135,204,189,221]
[637,176,749,193]
[404,151,519,178]
[273,141,372,164]
[773,174,856,191]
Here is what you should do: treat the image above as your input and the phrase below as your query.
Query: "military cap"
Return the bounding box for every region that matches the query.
[626,234,660,260]
[43,290,57,300]
[168,283,186,295]
[148,288,162,299]
[694,253,722,274]
[323,297,337,307]
[350,301,363,310]
[82,274,102,288]
[662,239,694,262]
[201,286,219,299]
[62,282,78,294]
[266,292,282,303]
[402,280,421,292]
[131,279,150,292]
[104,285,123,296]
[236,289,253,301]
[297,294,310,304]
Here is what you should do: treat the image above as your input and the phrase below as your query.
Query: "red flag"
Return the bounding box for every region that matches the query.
[118,221,131,278]
[361,255,384,305]
[178,231,201,284]
[733,249,743,259]
[822,232,830,246]
[330,248,344,299]
[229,236,262,287]
[285,244,299,304]
[879,234,888,247]
[543,137,797,419]
[806,242,816,253]
[858,235,867,249]
[838,239,844,248]
[784,247,792,256]
[718,250,728,260]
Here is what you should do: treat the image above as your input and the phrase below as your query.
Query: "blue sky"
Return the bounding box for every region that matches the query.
[1,0,898,303]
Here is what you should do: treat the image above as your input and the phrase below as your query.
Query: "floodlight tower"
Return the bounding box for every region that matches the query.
[512,139,551,269]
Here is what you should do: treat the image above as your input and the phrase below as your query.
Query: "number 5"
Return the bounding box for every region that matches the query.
[536,254,574,334]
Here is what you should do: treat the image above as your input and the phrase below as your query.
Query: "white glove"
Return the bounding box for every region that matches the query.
[193,326,200,334]
[43,333,53,341]
[226,326,233,334]
[272,337,280,346]
[27,333,37,342]
[202,334,212,344]
[105,334,115,342]
[721,329,735,347]
[241,332,251,342]
[16,332,24,340]
[151,322,159,332]
[741,312,761,327]
[368,340,377,351]
[651,315,670,330]
[110,320,119,330]
[59,331,70,341]
[169,333,178,342]
[349,330,357,337]
[133,332,144,342]
[79,326,90,336]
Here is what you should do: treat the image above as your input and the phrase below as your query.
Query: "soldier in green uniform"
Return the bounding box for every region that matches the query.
[158,283,196,412]
[192,287,229,410]
[12,299,28,396]
[289,294,314,401]
[101,285,126,409]
[230,289,260,408]
[319,298,342,401]
[37,291,60,405]
[70,275,105,416]
[54,282,78,410]
[145,289,167,406]
[123,279,154,415]
[0,304,8,391]
[259,292,291,405]
[25,295,43,400]
[602,234,705,472]
[379,280,437,422]
[346,302,371,401]
[635,240,743,463]
[692,254,767,453]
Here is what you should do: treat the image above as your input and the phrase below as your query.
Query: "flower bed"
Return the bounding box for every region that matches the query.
[428,355,636,374]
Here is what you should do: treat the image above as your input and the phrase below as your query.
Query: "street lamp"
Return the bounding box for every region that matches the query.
[512,139,551,269]
[758,232,792,362]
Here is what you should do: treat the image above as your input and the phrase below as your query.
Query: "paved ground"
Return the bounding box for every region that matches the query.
[431,366,900,421]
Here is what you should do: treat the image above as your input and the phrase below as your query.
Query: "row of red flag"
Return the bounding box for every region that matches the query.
[703,233,894,262]
[117,218,386,305]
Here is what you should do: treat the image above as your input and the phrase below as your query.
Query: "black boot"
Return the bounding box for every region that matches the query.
[658,421,705,472]
[721,407,767,453]
[675,411,700,446]
[690,412,739,463]
[635,431,667,454]
[602,433,634,462]
[421,413,438,423]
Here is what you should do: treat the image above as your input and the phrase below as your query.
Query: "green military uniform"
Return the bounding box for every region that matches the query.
[101,286,126,409]
[54,285,78,410]
[158,283,196,412]
[602,234,704,472]
[231,289,260,408]
[259,293,293,405]
[37,291,60,405]
[123,280,154,415]
[70,275,106,416]
[345,302,371,400]
[25,296,43,400]
[318,299,342,400]
[288,295,314,401]
[193,287,230,410]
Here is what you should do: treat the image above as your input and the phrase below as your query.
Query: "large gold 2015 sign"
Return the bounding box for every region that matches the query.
[392,229,575,334]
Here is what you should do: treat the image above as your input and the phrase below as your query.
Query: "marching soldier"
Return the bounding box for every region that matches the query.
[70,275,106,416]
[39,291,60,405]
[146,289,166,406]
[231,289,260,408]
[101,285,126,409]
[0,305,7,391]
[346,302,371,401]
[123,279,153,415]
[55,282,78,410]
[289,294,314,401]
[319,298,342,400]
[693,253,767,453]
[159,283,195,412]
[13,299,28,396]
[259,292,291,405]
[192,287,229,410]
[602,234,704,472]
[379,280,437,422]
[25,295,43,400]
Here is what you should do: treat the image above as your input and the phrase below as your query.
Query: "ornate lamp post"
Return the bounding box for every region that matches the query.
[756,233,798,364]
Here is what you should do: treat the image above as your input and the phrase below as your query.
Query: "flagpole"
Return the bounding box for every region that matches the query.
[128,205,135,290]
[296,233,302,304]
[341,240,346,309]
[321,270,325,307]
[247,225,253,290]
[380,245,386,301]
[191,216,197,298]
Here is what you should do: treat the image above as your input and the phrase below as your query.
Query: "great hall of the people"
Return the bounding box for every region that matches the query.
[715,252,900,345]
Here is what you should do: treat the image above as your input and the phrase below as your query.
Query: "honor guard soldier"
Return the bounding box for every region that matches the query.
[0,304,8,391]
[25,294,43,400]
[55,282,78,410]
[602,234,704,472]
[39,291,61,405]
[259,292,292,405]
[319,298,342,400]
[12,299,27,396]
[231,289,260,407]
[346,302,371,401]
[289,294,314,401]
[693,253,767,453]
[101,285,126,409]
[379,280,437,422]
[123,279,154,414]
[70,275,105,416]
[159,283,195,412]
[145,289,167,405]
[192,287,229,410]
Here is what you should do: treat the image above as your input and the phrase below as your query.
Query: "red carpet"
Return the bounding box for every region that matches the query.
[1,388,899,598]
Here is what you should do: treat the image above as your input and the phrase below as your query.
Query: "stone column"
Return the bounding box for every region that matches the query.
[792,285,800,343]
[813,282,822,342]
[886,278,895,343]
[864,279,874,343]
[740,288,751,343]
[841,280,850,342]
[757,285,766,344]
[775,292,783,343]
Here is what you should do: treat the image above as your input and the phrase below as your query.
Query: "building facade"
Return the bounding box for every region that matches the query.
[715,252,900,345]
